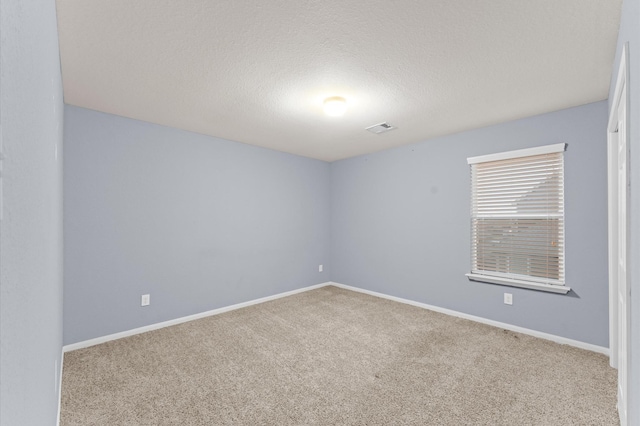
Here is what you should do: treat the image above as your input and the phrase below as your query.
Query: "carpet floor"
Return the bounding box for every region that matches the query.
[61,286,618,425]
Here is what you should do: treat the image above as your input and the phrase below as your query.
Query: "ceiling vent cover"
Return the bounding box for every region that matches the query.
[366,122,396,134]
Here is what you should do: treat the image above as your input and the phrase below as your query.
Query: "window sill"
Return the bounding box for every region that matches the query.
[466,273,571,294]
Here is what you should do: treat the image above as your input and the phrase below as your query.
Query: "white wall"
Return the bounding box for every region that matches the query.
[0,0,64,424]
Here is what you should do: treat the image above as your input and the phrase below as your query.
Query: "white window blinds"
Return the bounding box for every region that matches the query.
[466,144,568,293]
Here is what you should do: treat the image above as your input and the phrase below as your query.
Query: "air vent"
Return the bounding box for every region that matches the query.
[365,122,396,134]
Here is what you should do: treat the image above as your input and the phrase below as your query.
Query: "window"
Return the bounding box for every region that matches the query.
[466,143,570,294]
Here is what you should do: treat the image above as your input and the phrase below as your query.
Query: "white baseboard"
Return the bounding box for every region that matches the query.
[56,349,64,426]
[63,282,331,352]
[63,280,608,356]
[328,282,609,356]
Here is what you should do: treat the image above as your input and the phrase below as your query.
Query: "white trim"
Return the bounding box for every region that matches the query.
[608,42,630,369]
[608,43,629,133]
[466,273,571,294]
[607,42,630,426]
[56,350,64,426]
[63,282,331,352]
[607,123,618,368]
[467,142,566,165]
[63,280,607,356]
[329,282,608,355]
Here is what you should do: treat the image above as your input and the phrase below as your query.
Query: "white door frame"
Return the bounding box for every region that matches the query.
[607,42,630,426]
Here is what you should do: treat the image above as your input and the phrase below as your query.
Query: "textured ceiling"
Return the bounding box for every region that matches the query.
[56,1,622,162]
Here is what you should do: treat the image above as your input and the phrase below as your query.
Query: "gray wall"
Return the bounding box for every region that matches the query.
[0,0,64,424]
[63,106,331,345]
[609,0,639,422]
[331,101,609,347]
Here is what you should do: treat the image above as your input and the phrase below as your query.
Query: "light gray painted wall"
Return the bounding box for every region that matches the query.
[331,101,609,347]
[63,106,331,345]
[0,0,64,425]
[609,0,639,422]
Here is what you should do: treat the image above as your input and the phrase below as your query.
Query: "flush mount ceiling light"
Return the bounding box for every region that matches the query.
[323,96,347,117]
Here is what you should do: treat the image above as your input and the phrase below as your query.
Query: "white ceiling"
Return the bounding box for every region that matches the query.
[56,1,622,162]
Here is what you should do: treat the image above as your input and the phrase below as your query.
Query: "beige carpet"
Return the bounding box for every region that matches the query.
[61,286,618,425]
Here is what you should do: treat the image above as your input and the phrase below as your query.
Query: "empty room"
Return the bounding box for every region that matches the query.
[2,0,639,425]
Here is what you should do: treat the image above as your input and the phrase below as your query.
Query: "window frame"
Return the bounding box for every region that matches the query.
[465,143,570,294]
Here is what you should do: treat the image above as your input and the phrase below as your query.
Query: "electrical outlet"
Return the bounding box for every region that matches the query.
[141,294,150,306]
[504,293,513,305]
[319,264,323,272]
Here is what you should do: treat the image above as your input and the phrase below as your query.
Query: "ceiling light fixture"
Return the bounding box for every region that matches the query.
[323,96,347,117]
